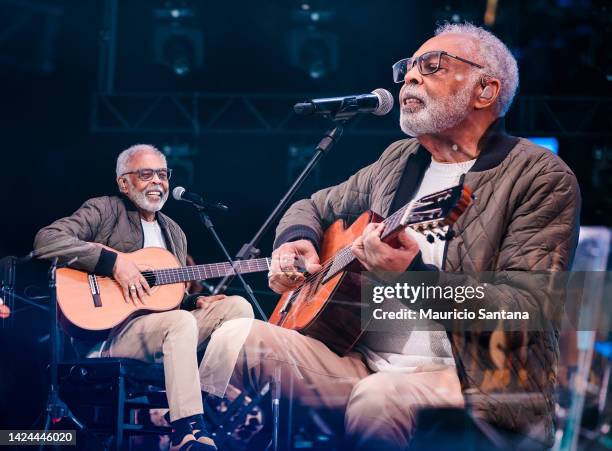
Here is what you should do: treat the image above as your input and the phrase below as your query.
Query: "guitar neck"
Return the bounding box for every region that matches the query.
[322,204,417,281]
[321,185,470,284]
[148,258,272,286]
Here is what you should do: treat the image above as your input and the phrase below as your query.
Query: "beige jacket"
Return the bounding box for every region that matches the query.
[34,195,187,275]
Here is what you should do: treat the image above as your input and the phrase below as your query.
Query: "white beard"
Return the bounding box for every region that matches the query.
[126,180,168,213]
[399,78,477,137]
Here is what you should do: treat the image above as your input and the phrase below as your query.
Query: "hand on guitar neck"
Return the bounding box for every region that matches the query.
[351,222,420,274]
[269,224,420,295]
[269,240,322,294]
[113,253,152,305]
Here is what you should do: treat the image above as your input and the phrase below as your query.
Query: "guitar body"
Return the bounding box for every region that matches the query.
[268,184,473,356]
[269,211,381,356]
[57,247,186,340]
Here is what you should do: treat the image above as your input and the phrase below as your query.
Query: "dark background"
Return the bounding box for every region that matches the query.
[0,0,610,430]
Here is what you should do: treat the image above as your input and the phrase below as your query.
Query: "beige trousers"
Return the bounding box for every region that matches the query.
[104,295,253,421]
[200,319,464,450]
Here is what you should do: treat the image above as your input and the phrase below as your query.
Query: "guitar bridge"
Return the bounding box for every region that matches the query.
[88,274,102,308]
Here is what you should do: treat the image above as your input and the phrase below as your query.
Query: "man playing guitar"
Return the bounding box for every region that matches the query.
[34,144,252,450]
[197,23,580,450]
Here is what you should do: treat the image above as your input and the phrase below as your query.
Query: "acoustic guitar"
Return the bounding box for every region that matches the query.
[56,247,271,339]
[269,184,473,356]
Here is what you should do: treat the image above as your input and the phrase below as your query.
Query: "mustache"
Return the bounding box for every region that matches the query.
[400,87,427,104]
[144,184,166,194]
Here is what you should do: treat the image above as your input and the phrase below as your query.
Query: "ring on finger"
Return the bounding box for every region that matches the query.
[129,284,137,291]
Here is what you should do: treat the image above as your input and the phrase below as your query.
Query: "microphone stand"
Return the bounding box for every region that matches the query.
[0,252,34,318]
[213,115,351,296]
[195,207,268,321]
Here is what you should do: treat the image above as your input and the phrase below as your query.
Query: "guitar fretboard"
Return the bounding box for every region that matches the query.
[321,186,463,284]
[145,258,272,286]
[321,203,413,283]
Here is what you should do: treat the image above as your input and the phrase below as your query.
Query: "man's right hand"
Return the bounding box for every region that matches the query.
[268,239,322,294]
[112,253,151,305]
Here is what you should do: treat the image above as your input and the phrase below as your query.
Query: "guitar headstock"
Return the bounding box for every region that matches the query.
[395,184,473,241]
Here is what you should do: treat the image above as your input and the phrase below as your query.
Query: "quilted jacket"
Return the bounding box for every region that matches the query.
[34,195,188,273]
[273,120,581,446]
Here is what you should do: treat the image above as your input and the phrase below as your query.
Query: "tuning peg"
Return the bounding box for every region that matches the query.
[426,234,435,243]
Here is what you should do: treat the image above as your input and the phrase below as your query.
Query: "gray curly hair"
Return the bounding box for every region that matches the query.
[116,144,166,178]
[435,23,519,117]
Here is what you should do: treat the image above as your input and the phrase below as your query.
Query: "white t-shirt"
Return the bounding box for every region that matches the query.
[141,218,167,249]
[356,158,476,373]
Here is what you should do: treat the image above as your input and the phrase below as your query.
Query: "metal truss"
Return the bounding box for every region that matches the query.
[90,92,612,138]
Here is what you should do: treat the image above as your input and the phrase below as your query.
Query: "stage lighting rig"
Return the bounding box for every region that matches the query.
[152,1,203,77]
[287,2,338,80]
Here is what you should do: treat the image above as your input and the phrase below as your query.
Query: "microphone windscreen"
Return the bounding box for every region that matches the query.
[372,88,394,116]
[172,186,186,201]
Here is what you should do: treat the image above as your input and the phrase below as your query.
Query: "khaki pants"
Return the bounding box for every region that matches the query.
[104,295,253,421]
[200,319,464,450]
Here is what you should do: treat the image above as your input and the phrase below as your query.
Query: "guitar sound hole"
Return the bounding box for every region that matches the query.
[141,271,158,288]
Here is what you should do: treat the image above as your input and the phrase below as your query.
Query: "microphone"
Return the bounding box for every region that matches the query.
[172,186,229,212]
[294,88,394,117]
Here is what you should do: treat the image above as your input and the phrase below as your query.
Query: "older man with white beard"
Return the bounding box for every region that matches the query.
[196,23,580,450]
[34,144,254,451]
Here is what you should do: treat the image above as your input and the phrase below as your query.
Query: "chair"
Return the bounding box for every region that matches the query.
[57,357,169,450]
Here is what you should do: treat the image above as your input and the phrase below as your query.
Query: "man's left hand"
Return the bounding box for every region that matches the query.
[351,223,420,274]
[195,294,226,309]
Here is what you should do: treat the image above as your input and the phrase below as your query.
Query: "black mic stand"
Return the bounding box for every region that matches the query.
[41,257,85,449]
[212,114,352,296]
[212,108,358,450]
[195,207,268,321]
[0,252,34,318]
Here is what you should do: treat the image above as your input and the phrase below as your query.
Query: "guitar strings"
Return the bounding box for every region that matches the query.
[139,258,272,286]
[137,197,436,292]
[287,199,434,294]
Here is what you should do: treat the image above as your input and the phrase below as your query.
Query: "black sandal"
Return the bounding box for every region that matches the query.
[170,433,217,451]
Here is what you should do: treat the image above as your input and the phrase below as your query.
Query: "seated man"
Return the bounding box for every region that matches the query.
[197,23,580,450]
[34,144,254,451]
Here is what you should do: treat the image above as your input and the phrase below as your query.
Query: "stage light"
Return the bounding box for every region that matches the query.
[153,26,203,77]
[287,3,338,80]
[152,1,203,77]
[288,29,338,80]
[484,0,498,26]
[528,137,559,154]
[0,298,10,320]
[153,7,195,20]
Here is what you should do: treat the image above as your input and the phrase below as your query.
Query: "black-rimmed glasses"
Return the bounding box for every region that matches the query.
[392,50,484,83]
[121,168,172,181]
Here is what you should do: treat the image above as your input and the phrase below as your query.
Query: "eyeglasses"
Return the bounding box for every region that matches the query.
[392,50,484,83]
[121,168,172,181]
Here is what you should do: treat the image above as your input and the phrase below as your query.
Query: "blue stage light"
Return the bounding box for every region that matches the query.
[528,137,559,155]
